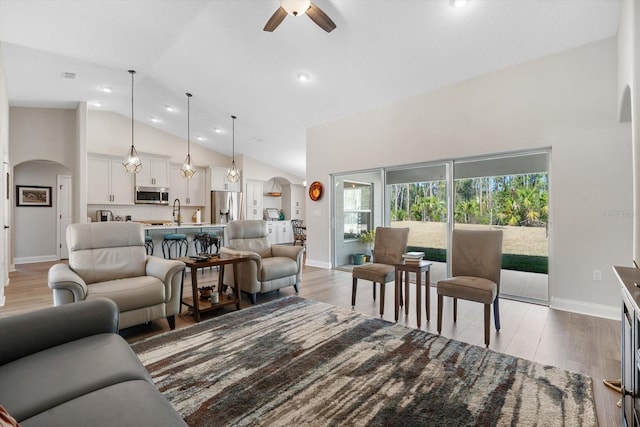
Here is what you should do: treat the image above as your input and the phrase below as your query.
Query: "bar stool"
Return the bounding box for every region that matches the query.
[193,232,211,255]
[162,233,187,259]
[208,232,221,254]
[144,235,154,256]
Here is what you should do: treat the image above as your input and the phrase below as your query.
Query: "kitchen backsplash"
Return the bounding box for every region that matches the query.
[88,205,205,223]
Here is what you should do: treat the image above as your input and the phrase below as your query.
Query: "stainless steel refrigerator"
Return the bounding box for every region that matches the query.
[211,191,241,224]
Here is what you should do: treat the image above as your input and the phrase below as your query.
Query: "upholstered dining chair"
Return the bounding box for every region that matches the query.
[437,229,503,348]
[351,227,409,316]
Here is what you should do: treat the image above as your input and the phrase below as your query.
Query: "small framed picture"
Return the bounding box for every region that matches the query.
[16,185,52,207]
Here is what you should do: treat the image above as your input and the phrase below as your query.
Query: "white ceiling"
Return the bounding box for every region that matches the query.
[0,0,620,178]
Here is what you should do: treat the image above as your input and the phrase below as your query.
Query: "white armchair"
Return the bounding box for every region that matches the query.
[47,222,185,330]
[220,220,304,304]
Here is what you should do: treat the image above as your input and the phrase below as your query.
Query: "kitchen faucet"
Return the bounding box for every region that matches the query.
[172,198,181,226]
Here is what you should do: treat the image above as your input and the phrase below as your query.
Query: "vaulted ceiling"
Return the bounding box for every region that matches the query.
[0,0,621,178]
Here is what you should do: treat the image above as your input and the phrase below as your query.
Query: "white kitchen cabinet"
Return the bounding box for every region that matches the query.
[169,164,206,206]
[283,184,305,220]
[136,155,169,187]
[87,154,134,205]
[210,166,241,192]
[245,180,263,220]
[266,220,292,245]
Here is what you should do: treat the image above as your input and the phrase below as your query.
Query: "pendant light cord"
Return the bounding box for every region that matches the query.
[129,70,135,148]
[231,115,237,161]
[187,93,192,156]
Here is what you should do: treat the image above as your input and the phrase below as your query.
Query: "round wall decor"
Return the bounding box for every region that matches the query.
[309,181,323,201]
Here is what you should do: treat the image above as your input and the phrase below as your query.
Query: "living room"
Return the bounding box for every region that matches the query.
[1,1,639,426]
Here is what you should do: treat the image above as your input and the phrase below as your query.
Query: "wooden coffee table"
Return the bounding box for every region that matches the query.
[178,254,250,322]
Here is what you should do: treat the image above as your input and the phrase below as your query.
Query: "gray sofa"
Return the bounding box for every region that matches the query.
[48,222,185,330]
[220,220,304,304]
[0,298,186,426]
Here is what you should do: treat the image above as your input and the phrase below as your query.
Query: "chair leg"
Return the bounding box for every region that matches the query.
[484,304,490,348]
[493,297,501,331]
[352,277,358,307]
[250,293,257,304]
[373,281,376,301]
[167,315,175,330]
[453,298,457,322]
[437,294,443,334]
[379,282,385,317]
[294,283,299,293]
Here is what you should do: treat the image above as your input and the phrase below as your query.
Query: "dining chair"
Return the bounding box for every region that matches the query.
[291,219,306,247]
[437,229,503,348]
[351,227,409,316]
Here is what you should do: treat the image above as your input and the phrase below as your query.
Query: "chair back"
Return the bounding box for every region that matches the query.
[291,219,305,237]
[67,222,147,284]
[451,229,503,286]
[227,220,272,256]
[372,227,409,265]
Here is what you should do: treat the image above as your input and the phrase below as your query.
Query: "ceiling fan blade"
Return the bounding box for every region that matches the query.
[264,6,288,32]
[307,2,336,33]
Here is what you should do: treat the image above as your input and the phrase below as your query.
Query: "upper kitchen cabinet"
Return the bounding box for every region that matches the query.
[245,180,264,220]
[87,154,134,205]
[135,155,170,187]
[283,184,305,220]
[169,164,206,206]
[210,166,241,192]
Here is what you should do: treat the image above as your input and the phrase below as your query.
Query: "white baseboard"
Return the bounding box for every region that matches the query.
[550,297,619,320]
[305,259,332,269]
[14,255,59,265]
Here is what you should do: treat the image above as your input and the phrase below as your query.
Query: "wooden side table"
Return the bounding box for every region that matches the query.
[178,254,249,322]
[395,260,432,328]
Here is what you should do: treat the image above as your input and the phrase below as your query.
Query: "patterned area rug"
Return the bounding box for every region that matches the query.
[131,297,597,426]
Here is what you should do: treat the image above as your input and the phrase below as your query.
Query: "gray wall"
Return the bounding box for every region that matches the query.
[13,161,71,262]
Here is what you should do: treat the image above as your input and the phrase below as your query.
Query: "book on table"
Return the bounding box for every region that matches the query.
[404,258,423,265]
[402,251,424,260]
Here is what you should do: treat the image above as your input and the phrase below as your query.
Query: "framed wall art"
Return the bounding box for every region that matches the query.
[16,185,52,207]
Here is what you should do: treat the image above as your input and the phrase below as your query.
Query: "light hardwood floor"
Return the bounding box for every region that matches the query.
[1,261,622,426]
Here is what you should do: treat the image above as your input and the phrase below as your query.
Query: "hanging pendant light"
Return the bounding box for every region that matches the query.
[122,70,142,174]
[180,92,195,178]
[226,115,240,183]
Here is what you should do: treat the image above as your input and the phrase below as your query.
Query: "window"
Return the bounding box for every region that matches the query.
[343,181,372,240]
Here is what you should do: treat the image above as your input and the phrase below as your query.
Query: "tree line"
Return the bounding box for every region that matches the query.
[391,174,548,227]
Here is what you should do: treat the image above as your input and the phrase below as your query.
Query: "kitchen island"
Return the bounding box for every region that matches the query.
[140,223,227,257]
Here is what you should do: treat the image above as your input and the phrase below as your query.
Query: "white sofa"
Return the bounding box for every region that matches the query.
[48,222,185,330]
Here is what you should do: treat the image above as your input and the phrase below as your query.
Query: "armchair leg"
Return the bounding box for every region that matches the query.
[493,297,501,331]
[167,315,175,330]
[250,293,257,304]
[484,304,490,348]
[294,283,299,293]
[352,277,358,307]
[437,294,443,334]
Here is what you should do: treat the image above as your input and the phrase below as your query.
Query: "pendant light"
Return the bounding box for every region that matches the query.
[180,92,195,178]
[226,115,240,183]
[122,70,142,174]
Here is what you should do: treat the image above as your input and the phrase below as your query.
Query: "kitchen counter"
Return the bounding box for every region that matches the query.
[139,222,227,230]
[141,223,228,257]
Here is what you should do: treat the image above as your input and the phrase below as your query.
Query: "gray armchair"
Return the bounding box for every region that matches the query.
[220,220,304,304]
[47,222,185,330]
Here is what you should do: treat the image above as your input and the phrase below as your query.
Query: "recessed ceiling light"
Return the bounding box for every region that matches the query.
[297,72,311,83]
[90,101,103,107]
[196,135,206,141]
[164,105,176,112]
[214,127,223,133]
[450,0,469,8]
[148,116,161,123]
[98,86,112,93]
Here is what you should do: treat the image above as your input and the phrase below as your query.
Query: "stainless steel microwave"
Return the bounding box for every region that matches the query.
[135,186,169,205]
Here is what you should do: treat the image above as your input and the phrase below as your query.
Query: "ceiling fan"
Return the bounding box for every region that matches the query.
[264,0,337,33]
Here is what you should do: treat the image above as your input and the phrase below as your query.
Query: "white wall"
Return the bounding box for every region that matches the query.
[13,161,71,263]
[10,107,76,168]
[307,37,631,317]
[0,47,9,303]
